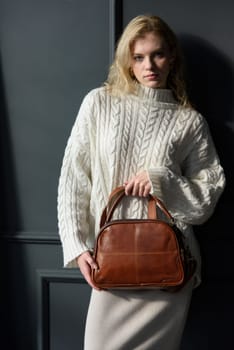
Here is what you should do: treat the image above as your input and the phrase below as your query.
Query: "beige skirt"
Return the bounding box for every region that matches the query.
[84,279,194,350]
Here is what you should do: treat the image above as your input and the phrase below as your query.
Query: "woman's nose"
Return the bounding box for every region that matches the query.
[145,56,155,70]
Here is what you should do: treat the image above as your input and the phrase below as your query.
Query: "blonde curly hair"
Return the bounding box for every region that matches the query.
[105,15,190,107]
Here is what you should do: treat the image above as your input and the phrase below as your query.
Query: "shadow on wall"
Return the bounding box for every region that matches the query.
[179,35,234,349]
[0,58,22,232]
[0,58,25,348]
[179,34,234,279]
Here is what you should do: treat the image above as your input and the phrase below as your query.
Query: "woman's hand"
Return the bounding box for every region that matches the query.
[124,171,151,197]
[76,251,101,291]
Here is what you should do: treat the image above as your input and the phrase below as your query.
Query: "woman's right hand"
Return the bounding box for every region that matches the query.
[76,251,101,291]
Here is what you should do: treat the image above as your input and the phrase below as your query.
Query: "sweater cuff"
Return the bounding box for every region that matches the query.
[62,236,91,268]
[147,167,169,200]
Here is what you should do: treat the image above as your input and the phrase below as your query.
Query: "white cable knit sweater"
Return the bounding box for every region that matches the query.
[57,85,225,285]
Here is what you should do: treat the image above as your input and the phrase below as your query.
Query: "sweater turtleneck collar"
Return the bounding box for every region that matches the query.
[137,84,176,104]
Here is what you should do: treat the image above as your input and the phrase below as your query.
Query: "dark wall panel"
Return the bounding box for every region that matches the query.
[0,0,109,232]
[37,270,91,350]
[0,241,62,349]
[50,282,90,350]
[181,283,234,349]
[123,0,234,57]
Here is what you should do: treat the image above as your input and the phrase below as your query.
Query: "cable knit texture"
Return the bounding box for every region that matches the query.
[57,85,225,287]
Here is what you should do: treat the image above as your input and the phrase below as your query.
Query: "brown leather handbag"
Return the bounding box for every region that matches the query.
[91,186,196,291]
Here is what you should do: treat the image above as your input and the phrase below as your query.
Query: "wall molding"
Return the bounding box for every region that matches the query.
[0,231,60,244]
[37,269,86,350]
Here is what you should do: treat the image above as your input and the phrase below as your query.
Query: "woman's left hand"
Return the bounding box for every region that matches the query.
[124,171,151,197]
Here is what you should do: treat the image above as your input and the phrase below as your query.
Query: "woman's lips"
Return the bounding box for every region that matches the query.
[144,73,159,80]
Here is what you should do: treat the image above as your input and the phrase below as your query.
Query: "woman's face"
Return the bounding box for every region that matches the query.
[131,32,173,89]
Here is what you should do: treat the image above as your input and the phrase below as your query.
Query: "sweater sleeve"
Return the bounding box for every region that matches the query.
[148,114,226,225]
[57,92,95,267]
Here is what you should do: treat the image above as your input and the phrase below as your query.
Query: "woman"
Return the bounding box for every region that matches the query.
[58,15,225,350]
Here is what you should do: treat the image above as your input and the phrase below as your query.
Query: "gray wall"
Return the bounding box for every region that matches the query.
[0,0,233,349]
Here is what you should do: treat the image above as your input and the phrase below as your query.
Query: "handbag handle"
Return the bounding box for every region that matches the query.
[100,186,174,227]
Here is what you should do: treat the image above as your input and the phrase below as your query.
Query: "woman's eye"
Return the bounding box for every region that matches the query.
[154,51,164,58]
[133,55,144,62]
